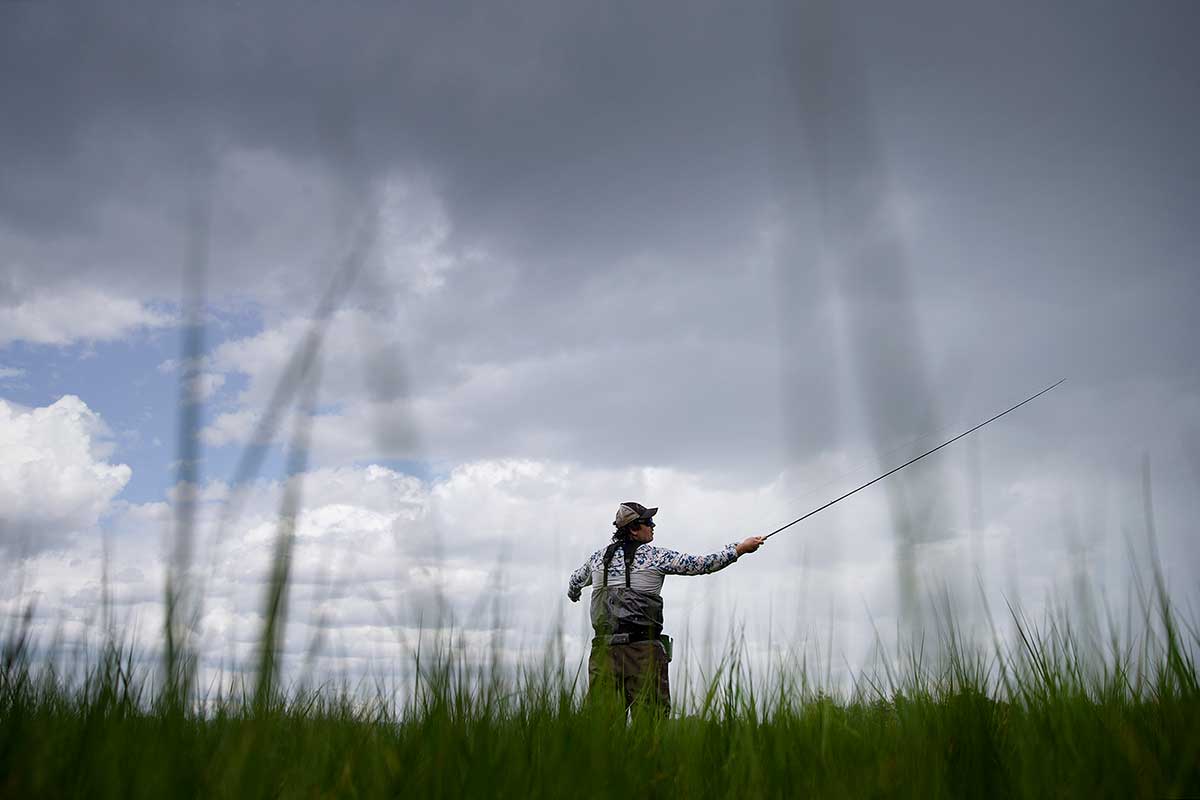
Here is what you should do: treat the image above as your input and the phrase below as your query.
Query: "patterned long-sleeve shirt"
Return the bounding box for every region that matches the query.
[568,542,740,637]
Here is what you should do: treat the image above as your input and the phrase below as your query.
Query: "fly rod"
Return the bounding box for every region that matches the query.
[762,378,1065,540]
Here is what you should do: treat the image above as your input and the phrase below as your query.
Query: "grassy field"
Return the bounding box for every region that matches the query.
[2,593,1197,799]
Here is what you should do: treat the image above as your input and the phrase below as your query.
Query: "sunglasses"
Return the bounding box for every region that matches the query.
[639,519,656,529]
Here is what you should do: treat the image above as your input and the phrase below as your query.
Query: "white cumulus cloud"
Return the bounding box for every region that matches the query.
[6,448,1184,697]
[0,284,171,346]
[0,395,131,552]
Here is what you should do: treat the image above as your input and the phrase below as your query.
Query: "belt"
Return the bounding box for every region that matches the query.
[592,631,664,646]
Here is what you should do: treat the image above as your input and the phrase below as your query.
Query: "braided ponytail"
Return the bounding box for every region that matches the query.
[602,525,642,588]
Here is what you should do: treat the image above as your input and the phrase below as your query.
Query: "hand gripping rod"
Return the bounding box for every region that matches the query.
[762,379,1065,541]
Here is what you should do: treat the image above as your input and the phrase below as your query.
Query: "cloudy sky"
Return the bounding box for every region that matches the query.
[2,0,1197,693]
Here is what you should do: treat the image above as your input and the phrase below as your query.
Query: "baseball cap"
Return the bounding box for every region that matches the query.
[613,501,658,529]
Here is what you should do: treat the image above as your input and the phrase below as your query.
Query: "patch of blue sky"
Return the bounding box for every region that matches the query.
[1,331,180,504]
[0,310,292,506]
[3,305,436,511]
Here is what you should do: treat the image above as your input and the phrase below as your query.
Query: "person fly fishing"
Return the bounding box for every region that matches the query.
[567,501,766,714]
[562,383,1064,716]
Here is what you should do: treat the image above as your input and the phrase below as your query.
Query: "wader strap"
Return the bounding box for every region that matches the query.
[601,541,639,589]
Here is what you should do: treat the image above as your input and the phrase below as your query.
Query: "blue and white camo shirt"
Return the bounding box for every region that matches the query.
[567,543,741,601]
[568,542,741,638]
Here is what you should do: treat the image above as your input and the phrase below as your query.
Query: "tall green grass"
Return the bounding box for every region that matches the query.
[2,581,1197,798]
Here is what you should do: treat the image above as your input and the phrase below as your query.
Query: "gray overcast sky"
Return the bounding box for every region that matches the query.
[1,0,1197,688]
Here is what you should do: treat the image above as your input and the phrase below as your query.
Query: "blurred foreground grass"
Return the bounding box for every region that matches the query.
[2,596,1197,799]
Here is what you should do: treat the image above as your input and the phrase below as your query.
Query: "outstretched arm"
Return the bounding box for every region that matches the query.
[567,559,593,602]
[655,536,766,576]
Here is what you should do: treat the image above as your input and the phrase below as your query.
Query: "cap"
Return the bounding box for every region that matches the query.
[613,501,658,529]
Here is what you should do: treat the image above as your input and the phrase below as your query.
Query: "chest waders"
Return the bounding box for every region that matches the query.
[595,540,673,662]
